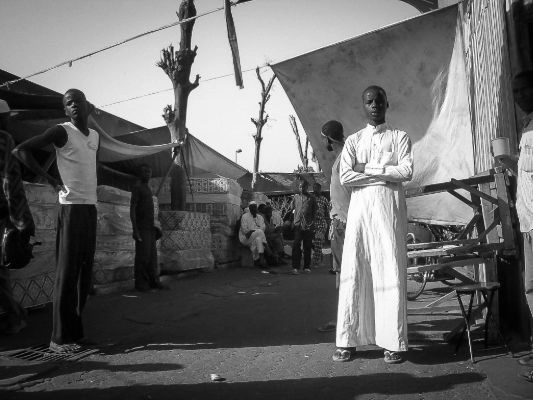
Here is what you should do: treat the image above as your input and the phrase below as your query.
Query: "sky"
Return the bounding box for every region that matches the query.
[0,0,420,173]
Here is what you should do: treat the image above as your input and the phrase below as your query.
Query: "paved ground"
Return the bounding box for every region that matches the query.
[1,263,532,400]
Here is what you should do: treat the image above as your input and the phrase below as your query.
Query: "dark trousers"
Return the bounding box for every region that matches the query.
[330,218,346,273]
[292,226,314,269]
[52,204,96,345]
[135,227,159,290]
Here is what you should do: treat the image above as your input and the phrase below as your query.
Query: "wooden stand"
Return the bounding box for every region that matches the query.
[405,168,516,330]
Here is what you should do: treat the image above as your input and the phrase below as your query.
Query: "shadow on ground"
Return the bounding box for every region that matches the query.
[3,372,488,400]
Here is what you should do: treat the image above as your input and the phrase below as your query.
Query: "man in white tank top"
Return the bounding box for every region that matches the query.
[13,89,98,353]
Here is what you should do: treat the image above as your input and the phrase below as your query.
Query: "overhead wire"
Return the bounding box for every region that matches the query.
[98,64,271,108]
[0,4,228,89]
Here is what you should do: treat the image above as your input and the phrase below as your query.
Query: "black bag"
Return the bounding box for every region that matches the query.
[1,225,39,269]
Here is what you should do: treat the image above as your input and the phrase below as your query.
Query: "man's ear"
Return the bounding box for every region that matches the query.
[386,101,390,109]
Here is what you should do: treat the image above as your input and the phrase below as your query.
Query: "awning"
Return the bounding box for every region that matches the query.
[271,5,474,225]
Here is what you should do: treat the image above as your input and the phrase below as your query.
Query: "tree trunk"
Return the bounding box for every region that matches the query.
[253,136,263,182]
[157,0,200,210]
[251,67,276,190]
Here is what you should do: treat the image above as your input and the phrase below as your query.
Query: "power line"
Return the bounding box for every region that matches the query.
[98,64,271,108]
[0,4,228,89]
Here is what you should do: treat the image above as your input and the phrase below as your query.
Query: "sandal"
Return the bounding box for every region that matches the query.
[520,370,533,383]
[49,341,82,354]
[518,354,533,366]
[332,347,355,362]
[384,350,403,364]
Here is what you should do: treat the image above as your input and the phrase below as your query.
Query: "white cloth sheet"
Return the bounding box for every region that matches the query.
[336,123,412,352]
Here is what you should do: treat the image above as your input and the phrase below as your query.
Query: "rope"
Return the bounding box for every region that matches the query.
[98,65,270,108]
[0,5,227,89]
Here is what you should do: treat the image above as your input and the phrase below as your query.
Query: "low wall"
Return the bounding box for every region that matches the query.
[151,176,242,268]
[7,184,162,306]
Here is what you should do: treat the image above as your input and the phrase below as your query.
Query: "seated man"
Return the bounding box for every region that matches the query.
[258,204,285,265]
[238,201,268,268]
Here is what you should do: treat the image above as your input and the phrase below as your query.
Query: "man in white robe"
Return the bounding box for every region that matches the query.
[239,201,268,268]
[334,86,413,364]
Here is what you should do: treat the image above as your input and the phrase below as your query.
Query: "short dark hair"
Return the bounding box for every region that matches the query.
[63,88,86,102]
[362,85,387,100]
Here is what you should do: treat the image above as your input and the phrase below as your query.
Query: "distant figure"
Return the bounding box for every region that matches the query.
[511,70,533,382]
[316,120,350,334]
[130,164,164,292]
[239,201,269,270]
[258,203,284,265]
[290,180,316,274]
[334,86,413,364]
[14,89,98,353]
[0,100,35,335]
[311,182,329,267]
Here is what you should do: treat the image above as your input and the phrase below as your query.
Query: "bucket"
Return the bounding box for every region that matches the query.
[491,137,511,158]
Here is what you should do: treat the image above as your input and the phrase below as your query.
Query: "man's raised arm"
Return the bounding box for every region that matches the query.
[12,125,67,192]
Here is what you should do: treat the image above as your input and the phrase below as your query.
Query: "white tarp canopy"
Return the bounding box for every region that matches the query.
[271,5,475,225]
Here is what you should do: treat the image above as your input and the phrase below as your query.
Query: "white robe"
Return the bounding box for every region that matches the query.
[239,212,267,261]
[336,122,413,352]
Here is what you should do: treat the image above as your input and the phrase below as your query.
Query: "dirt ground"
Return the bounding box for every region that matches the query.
[1,263,532,400]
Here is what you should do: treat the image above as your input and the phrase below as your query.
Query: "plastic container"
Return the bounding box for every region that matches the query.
[491,137,511,158]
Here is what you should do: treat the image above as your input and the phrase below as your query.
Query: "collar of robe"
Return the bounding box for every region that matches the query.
[366,122,389,134]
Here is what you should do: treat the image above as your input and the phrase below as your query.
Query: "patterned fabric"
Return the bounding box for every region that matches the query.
[314,194,329,232]
[0,130,35,235]
[312,194,329,264]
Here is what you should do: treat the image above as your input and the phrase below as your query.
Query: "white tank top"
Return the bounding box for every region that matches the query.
[55,122,99,205]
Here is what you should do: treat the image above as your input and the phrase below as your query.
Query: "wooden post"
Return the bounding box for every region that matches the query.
[157,0,200,210]
[251,67,276,190]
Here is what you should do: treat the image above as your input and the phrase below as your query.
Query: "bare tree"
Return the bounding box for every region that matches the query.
[289,114,308,171]
[157,0,200,210]
[251,67,276,189]
[289,114,317,172]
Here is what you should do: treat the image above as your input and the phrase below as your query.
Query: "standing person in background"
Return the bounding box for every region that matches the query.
[0,100,35,335]
[290,180,316,274]
[258,203,284,266]
[317,120,350,333]
[130,164,164,292]
[311,182,329,268]
[14,89,98,353]
[511,70,533,383]
[334,86,413,364]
